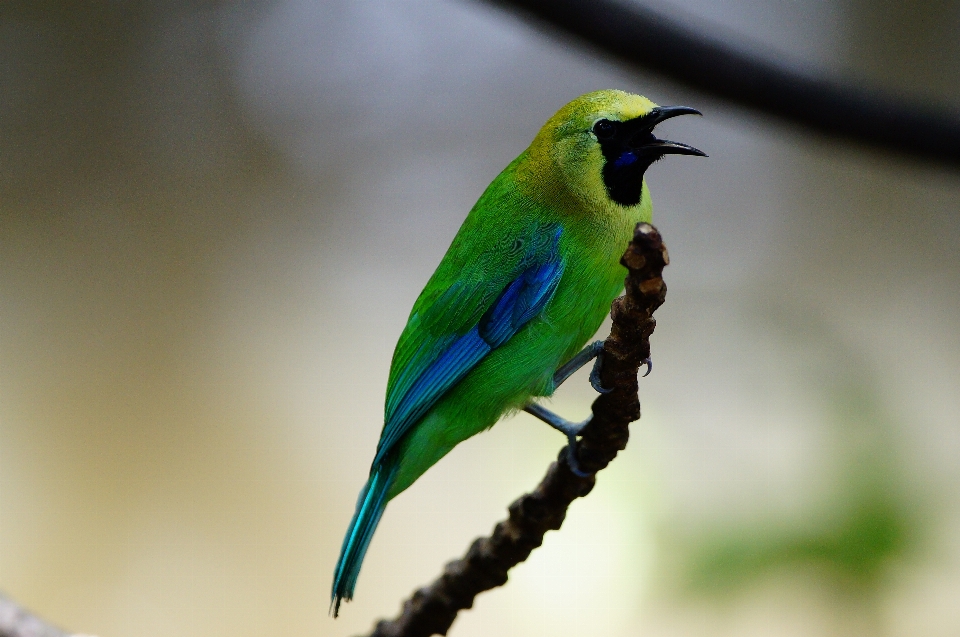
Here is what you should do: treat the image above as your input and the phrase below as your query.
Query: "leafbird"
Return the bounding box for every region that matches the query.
[332,89,703,615]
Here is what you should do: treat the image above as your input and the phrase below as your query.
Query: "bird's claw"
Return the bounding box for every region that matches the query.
[589,348,613,393]
[565,438,594,478]
[562,418,594,477]
[641,357,652,378]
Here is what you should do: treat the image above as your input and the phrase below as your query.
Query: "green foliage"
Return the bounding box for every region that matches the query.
[682,380,922,597]
[688,487,911,594]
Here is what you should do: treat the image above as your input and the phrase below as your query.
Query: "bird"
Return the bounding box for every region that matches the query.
[331,89,703,615]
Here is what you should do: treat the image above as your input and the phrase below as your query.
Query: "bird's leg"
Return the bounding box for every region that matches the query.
[523,403,593,477]
[552,340,611,394]
[533,341,653,476]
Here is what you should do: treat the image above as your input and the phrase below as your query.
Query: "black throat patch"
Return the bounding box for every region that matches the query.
[594,115,662,207]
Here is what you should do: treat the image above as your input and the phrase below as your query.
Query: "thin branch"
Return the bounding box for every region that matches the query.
[363,222,669,637]
[483,0,960,167]
[0,592,70,637]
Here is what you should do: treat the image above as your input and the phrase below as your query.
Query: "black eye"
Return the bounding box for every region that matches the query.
[593,119,615,139]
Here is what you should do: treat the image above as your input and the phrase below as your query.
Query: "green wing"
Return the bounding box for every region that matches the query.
[372,220,563,467]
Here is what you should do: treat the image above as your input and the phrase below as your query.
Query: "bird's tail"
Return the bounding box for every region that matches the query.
[331,461,398,617]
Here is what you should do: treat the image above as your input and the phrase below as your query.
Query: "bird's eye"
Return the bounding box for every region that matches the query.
[593,119,616,139]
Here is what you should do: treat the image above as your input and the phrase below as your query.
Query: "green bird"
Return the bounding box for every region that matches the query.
[332,89,703,615]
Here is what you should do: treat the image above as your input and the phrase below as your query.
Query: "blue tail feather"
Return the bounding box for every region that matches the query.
[331,462,398,617]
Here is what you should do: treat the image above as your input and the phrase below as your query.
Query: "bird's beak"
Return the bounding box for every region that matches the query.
[644,140,707,157]
[647,105,703,125]
[641,105,707,157]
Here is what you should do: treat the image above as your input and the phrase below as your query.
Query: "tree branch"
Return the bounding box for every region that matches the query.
[0,592,70,637]
[363,222,669,637]
[483,0,960,167]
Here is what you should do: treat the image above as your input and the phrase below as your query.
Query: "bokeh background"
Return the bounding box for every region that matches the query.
[3,1,960,636]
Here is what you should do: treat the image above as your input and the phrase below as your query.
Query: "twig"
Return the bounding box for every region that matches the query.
[0,592,70,637]
[483,0,960,167]
[363,222,669,637]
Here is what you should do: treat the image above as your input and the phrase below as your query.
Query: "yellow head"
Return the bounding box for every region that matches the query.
[520,89,704,214]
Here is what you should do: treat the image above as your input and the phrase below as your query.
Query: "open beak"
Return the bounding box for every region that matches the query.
[641,106,707,157]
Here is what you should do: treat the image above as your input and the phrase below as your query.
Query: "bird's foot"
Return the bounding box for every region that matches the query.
[553,341,612,394]
[564,432,593,478]
[641,357,652,378]
[589,348,613,393]
[523,403,594,477]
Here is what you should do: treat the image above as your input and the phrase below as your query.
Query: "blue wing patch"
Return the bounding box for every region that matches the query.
[372,226,564,467]
[478,257,563,348]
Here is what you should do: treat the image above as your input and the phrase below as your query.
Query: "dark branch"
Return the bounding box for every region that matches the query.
[0,592,70,637]
[363,223,669,637]
[484,0,960,167]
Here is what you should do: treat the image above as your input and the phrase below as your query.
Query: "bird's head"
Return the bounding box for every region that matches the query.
[523,89,705,212]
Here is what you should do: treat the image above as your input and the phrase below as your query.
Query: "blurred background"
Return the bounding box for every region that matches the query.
[2,1,960,635]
